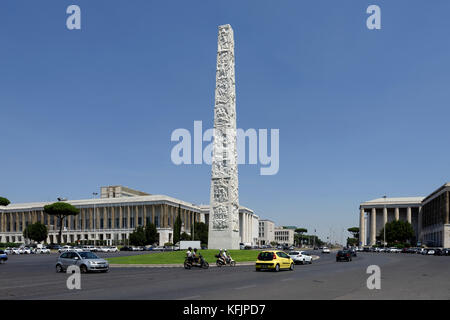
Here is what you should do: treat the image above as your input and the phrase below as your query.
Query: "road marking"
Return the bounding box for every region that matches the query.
[178,295,201,300]
[234,284,256,290]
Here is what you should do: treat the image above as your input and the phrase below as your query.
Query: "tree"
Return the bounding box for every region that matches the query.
[180,232,191,241]
[192,222,208,245]
[144,222,158,245]
[43,202,80,244]
[23,222,48,243]
[294,228,308,246]
[378,220,415,245]
[173,206,182,245]
[129,226,147,246]
[347,227,359,239]
[0,197,10,206]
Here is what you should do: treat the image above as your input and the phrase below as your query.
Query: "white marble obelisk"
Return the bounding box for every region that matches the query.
[207,24,240,250]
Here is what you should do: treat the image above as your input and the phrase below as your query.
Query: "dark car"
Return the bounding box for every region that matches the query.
[433,248,444,256]
[443,248,450,256]
[120,246,133,251]
[349,248,357,257]
[48,244,62,250]
[336,250,352,262]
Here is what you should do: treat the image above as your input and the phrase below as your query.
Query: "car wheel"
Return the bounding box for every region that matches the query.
[289,263,294,271]
[309,260,312,264]
[56,264,63,273]
[80,265,88,273]
[274,264,280,272]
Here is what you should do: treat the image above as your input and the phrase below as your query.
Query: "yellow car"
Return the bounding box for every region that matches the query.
[255,250,294,272]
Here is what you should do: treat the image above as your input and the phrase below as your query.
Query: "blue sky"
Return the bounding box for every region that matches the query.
[1,0,450,242]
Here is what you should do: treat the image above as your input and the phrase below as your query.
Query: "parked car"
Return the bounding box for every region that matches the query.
[11,248,21,254]
[48,244,62,250]
[58,245,73,253]
[35,246,51,254]
[336,250,352,262]
[433,248,444,256]
[426,249,436,255]
[288,251,312,265]
[4,248,14,255]
[56,251,109,273]
[120,246,133,251]
[107,246,118,253]
[443,248,450,256]
[322,247,330,254]
[0,250,7,263]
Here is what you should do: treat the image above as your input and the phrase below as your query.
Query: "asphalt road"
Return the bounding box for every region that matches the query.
[0,251,449,299]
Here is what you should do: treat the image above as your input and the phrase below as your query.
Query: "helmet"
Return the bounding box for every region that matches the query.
[188,247,192,251]
[224,249,227,252]
[194,248,197,252]
[219,249,223,251]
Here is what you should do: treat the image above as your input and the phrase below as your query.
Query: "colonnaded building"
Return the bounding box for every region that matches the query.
[359,183,450,248]
[0,185,260,246]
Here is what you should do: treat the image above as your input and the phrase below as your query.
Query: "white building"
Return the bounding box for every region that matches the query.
[258,219,275,246]
[274,227,295,246]
[0,186,259,247]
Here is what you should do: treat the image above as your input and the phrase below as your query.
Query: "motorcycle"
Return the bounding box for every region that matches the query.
[215,254,236,267]
[184,254,209,269]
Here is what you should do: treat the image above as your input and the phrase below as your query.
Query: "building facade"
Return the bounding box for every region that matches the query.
[359,183,450,247]
[258,219,275,246]
[274,227,295,246]
[0,189,201,246]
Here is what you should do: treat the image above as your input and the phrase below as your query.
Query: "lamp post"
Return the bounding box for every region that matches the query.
[383,195,387,248]
[93,192,98,246]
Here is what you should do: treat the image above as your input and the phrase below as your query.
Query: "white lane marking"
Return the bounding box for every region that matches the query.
[234,284,257,290]
[178,295,201,300]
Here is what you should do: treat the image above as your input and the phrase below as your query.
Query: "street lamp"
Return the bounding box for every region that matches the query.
[93,192,98,246]
[383,195,387,248]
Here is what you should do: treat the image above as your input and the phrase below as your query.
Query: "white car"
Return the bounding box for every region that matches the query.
[322,247,330,254]
[21,247,33,254]
[12,248,21,254]
[58,245,73,253]
[426,249,435,255]
[289,251,313,264]
[4,248,14,255]
[107,246,118,253]
[35,247,51,254]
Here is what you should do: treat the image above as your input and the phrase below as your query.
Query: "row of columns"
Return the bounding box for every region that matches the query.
[360,206,418,246]
[241,212,254,243]
[0,203,199,235]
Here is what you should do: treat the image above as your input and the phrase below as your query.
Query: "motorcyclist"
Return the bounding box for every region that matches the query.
[224,249,231,264]
[186,247,193,263]
[193,248,199,263]
[220,249,228,265]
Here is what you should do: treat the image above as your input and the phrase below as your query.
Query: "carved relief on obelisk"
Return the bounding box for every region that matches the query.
[208,24,240,249]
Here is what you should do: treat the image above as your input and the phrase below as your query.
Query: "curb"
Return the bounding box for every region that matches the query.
[110,256,320,268]
[110,262,255,268]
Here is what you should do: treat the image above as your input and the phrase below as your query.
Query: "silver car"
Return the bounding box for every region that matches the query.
[56,251,109,273]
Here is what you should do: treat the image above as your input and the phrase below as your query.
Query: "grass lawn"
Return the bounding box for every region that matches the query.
[106,249,261,265]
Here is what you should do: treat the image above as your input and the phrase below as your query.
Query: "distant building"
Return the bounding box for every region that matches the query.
[359,182,450,248]
[274,227,294,246]
[258,219,275,246]
[101,186,150,198]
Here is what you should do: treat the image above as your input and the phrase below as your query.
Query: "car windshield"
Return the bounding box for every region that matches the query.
[79,252,99,259]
